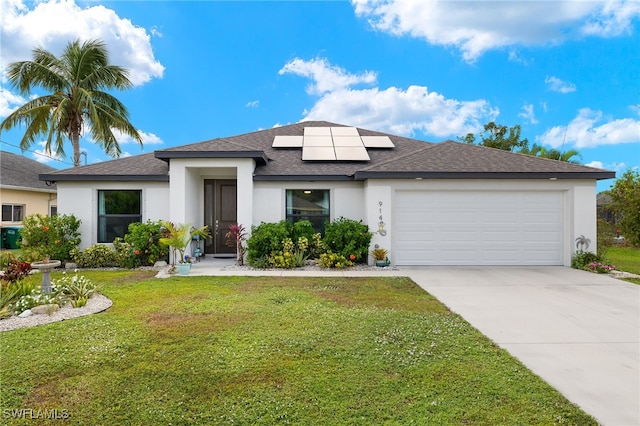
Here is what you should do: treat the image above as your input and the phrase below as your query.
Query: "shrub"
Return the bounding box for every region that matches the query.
[0,274,37,318]
[571,250,599,270]
[20,213,81,261]
[55,273,100,308]
[323,217,372,262]
[292,220,316,243]
[318,252,353,269]
[0,256,32,285]
[246,221,292,266]
[71,244,119,268]
[124,221,168,266]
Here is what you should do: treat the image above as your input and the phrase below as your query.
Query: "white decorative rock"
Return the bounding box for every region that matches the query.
[154,260,168,268]
[18,309,33,318]
[65,262,78,269]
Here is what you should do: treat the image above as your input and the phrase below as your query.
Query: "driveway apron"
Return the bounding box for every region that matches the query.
[406,266,640,426]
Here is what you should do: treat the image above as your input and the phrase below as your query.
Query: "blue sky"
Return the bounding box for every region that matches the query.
[1,0,639,192]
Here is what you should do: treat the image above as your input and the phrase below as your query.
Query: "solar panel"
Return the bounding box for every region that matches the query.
[332,136,364,147]
[272,126,395,161]
[303,136,333,147]
[304,127,332,136]
[302,146,336,160]
[272,135,303,148]
[361,136,395,148]
[335,146,370,161]
[330,127,359,136]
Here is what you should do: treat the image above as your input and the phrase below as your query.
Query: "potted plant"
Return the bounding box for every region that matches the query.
[159,221,211,275]
[371,247,389,267]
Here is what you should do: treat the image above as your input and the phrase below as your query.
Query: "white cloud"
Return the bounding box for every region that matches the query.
[279,57,377,95]
[246,100,259,108]
[0,88,26,118]
[586,160,629,172]
[31,141,65,165]
[585,160,605,169]
[111,128,163,145]
[545,76,577,93]
[581,0,640,37]
[519,104,538,124]
[352,0,640,62]
[538,108,640,148]
[281,57,498,138]
[1,0,164,86]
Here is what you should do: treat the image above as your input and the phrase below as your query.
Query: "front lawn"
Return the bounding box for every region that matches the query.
[606,245,640,284]
[0,271,596,425]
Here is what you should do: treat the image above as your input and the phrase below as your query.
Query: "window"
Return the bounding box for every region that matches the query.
[50,206,58,217]
[98,190,141,243]
[286,189,329,233]
[2,204,24,222]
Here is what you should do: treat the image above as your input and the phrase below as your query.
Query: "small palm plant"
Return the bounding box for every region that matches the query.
[159,222,211,265]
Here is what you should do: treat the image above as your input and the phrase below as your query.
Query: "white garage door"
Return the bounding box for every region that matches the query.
[395,190,564,265]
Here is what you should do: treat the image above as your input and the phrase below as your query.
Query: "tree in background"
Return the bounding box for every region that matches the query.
[460,122,529,152]
[460,121,582,163]
[607,169,640,246]
[0,39,142,166]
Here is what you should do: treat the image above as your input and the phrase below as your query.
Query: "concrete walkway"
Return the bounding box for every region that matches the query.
[189,260,640,425]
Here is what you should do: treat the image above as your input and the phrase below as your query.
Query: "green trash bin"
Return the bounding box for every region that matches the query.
[1,226,23,249]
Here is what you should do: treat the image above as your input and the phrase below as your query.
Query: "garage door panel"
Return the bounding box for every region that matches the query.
[395,191,563,266]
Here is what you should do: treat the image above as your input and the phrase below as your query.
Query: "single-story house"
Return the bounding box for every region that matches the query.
[40,121,615,266]
[1,150,57,226]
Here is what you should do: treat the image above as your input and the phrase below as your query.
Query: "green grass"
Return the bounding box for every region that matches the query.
[0,271,596,425]
[605,245,640,284]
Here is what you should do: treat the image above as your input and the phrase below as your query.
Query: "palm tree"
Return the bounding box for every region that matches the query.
[529,144,582,164]
[0,39,142,166]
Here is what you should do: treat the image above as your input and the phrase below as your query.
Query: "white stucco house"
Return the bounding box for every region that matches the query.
[40,121,615,266]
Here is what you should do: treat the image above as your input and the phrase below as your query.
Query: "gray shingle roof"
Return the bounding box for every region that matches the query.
[39,121,615,182]
[1,150,57,191]
[40,152,168,182]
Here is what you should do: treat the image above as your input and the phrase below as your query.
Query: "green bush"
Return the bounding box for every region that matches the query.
[571,250,600,270]
[20,213,81,262]
[71,244,119,268]
[246,221,292,266]
[323,217,372,262]
[124,220,168,266]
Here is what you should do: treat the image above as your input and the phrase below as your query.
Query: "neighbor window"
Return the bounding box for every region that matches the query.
[2,204,24,222]
[50,206,58,217]
[286,189,329,233]
[98,190,141,243]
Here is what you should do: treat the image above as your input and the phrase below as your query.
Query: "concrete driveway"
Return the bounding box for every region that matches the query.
[406,266,640,426]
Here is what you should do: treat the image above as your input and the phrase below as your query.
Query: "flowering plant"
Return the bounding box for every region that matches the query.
[585,262,616,274]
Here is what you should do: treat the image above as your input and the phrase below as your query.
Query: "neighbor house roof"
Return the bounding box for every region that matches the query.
[39,121,616,182]
[1,150,57,192]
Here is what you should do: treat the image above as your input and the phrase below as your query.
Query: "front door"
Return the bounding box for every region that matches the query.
[204,179,237,256]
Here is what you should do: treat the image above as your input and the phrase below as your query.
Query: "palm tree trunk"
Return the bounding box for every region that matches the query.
[72,132,81,167]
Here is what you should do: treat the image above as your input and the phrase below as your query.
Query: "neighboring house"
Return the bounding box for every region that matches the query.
[596,192,616,223]
[40,121,615,266]
[1,150,58,228]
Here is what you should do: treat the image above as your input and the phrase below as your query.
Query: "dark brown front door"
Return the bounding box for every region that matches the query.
[204,179,237,256]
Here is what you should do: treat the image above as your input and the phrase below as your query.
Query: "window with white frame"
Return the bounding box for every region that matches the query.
[285,189,329,233]
[2,204,24,222]
[97,190,141,243]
